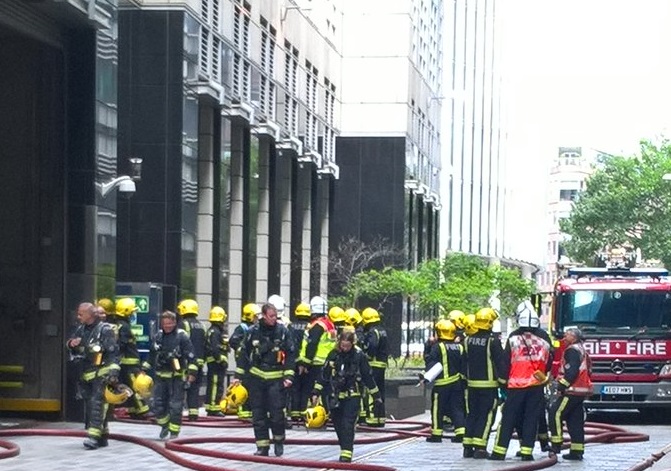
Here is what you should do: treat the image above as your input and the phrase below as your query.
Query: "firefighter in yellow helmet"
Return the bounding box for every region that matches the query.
[142,310,197,439]
[106,297,151,419]
[66,302,120,449]
[361,307,388,427]
[328,306,348,335]
[422,319,466,443]
[96,298,114,322]
[289,302,311,422]
[177,299,206,421]
[229,302,260,419]
[462,307,505,459]
[204,306,230,416]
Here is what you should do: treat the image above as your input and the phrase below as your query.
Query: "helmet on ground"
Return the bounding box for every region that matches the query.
[462,313,478,336]
[435,319,457,340]
[516,300,540,328]
[328,306,347,324]
[209,306,227,323]
[132,372,154,398]
[345,308,362,327]
[104,383,134,405]
[362,307,381,325]
[97,298,114,315]
[294,302,311,319]
[310,296,328,316]
[242,303,261,323]
[225,383,249,407]
[115,297,138,317]
[219,398,238,415]
[474,307,498,330]
[267,294,286,313]
[177,299,199,316]
[447,310,465,329]
[305,405,327,429]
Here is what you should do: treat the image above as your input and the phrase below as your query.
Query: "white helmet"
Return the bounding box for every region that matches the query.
[516,300,540,328]
[309,296,328,316]
[267,294,286,314]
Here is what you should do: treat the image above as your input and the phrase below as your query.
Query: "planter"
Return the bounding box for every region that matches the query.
[384,376,426,420]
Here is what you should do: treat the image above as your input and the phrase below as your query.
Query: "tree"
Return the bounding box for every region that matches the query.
[327,236,405,307]
[341,252,536,318]
[560,140,671,268]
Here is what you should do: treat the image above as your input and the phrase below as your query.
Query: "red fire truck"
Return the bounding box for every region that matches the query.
[549,266,671,412]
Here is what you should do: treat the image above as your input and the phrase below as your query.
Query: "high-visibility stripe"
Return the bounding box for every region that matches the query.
[0,382,22,388]
[0,365,24,374]
[0,398,60,412]
[120,358,140,365]
[249,367,284,380]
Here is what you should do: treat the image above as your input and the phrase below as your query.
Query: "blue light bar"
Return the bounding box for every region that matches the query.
[567,267,669,278]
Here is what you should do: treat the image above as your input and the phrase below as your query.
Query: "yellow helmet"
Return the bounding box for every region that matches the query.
[177,299,199,316]
[294,302,311,319]
[328,306,347,324]
[115,297,138,317]
[463,313,478,336]
[225,383,249,407]
[209,306,227,323]
[435,319,457,340]
[305,405,328,429]
[474,307,498,330]
[242,303,261,323]
[97,298,115,315]
[132,372,154,399]
[362,307,381,325]
[447,310,465,329]
[104,383,134,405]
[219,398,238,415]
[344,308,362,327]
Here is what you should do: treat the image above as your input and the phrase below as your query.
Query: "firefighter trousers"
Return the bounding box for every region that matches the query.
[248,376,286,449]
[331,396,360,461]
[366,367,386,426]
[154,376,186,435]
[430,383,466,438]
[492,385,545,458]
[548,394,586,454]
[290,368,312,419]
[80,376,111,441]
[464,387,498,450]
[205,362,227,413]
[186,365,203,418]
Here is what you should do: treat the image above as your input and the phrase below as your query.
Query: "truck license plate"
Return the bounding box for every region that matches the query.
[602,386,633,394]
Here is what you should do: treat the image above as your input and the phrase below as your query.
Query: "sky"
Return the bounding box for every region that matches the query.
[499,0,671,263]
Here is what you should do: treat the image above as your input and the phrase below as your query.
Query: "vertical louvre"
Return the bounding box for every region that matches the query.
[233,53,242,96]
[200,29,210,77]
[212,37,221,82]
[268,83,276,121]
[211,0,220,31]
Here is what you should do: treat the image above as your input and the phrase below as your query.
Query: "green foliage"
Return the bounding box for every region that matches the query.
[341,252,536,319]
[560,139,671,268]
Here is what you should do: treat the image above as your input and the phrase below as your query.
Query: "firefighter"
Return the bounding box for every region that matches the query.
[143,310,197,439]
[297,296,337,410]
[289,302,311,422]
[329,306,348,335]
[231,303,296,457]
[462,307,504,458]
[177,299,206,420]
[422,319,466,443]
[361,307,388,427]
[66,302,121,449]
[96,298,114,322]
[204,306,230,416]
[447,310,466,342]
[268,294,289,325]
[311,328,382,463]
[229,302,260,419]
[344,308,366,423]
[107,297,151,418]
[489,301,553,461]
[548,327,593,461]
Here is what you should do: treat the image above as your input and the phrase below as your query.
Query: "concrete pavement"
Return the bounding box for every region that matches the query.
[1,410,670,471]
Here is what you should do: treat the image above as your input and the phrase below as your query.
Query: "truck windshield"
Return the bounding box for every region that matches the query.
[558,289,671,330]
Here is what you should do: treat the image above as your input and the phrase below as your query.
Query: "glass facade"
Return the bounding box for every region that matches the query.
[181,89,200,298]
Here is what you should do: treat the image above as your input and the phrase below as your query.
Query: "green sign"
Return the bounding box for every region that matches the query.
[116,295,149,314]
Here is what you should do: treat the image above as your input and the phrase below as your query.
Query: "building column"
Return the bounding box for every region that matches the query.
[195,105,215,315]
[300,165,312,301]
[279,151,292,300]
[255,138,271,299]
[228,122,246,328]
[318,177,330,295]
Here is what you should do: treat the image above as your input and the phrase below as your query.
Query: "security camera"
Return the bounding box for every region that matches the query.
[118,178,136,198]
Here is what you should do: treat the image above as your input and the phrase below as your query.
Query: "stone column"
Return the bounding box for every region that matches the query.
[300,165,312,300]
[228,122,245,328]
[255,138,271,299]
[279,152,293,300]
[195,105,214,316]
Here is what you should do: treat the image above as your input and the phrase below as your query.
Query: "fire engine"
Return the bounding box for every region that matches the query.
[549,265,671,411]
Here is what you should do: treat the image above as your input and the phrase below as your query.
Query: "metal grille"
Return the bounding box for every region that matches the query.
[591,360,663,375]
